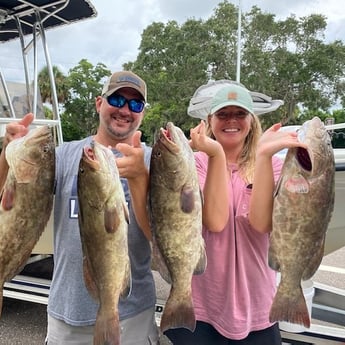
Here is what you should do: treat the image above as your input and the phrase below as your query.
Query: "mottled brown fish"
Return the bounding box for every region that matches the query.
[149,122,206,333]
[0,125,55,316]
[77,141,131,345]
[269,116,335,327]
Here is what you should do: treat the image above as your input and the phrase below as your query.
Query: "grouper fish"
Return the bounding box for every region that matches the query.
[149,122,207,333]
[0,125,55,316]
[269,116,335,327]
[77,141,131,345]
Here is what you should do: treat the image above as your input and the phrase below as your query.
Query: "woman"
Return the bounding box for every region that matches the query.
[165,83,306,344]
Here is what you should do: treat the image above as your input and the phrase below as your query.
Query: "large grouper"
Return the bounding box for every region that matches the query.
[0,125,55,316]
[77,141,131,345]
[149,122,207,333]
[269,116,335,328]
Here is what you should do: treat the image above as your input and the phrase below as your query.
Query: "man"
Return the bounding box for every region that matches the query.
[0,71,159,345]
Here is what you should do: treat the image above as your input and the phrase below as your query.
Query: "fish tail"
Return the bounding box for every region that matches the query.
[93,309,120,345]
[269,285,310,328]
[160,288,195,333]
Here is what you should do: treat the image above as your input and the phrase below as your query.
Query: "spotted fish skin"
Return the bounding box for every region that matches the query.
[269,116,335,328]
[77,141,131,345]
[149,122,206,333]
[0,126,55,316]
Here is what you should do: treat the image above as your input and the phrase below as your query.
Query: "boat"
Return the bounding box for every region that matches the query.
[0,2,344,342]
[0,0,97,254]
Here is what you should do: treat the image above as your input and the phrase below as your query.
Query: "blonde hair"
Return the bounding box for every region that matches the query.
[206,113,263,184]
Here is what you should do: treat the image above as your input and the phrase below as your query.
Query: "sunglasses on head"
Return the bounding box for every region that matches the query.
[106,93,145,113]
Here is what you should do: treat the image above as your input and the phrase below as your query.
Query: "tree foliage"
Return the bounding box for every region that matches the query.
[124,0,345,139]
[38,65,69,104]
[61,59,111,141]
[43,2,345,144]
[124,19,212,136]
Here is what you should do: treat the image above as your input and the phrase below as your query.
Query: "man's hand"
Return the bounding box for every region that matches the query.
[115,131,147,180]
[3,113,34,147]
[115,131,151,240]
[0,113,34,193]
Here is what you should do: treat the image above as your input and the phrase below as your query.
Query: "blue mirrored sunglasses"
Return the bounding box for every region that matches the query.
[106,94,145,113]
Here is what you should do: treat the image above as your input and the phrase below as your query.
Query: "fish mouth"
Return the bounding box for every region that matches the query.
[158,124,179,154]
[296,123,313,172]
[296,147,312,171]
[82,144,101,170]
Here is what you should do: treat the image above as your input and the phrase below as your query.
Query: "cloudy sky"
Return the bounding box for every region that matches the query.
[1,0,344,83]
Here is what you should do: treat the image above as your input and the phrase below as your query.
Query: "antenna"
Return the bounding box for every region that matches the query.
[236,0,242,83]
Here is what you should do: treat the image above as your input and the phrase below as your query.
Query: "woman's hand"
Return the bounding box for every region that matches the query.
[190,120,223,158]
[257,123,307,158]
[190,121,229,232]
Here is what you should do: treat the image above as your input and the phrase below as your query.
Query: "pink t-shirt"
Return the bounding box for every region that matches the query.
[192,151,283,340]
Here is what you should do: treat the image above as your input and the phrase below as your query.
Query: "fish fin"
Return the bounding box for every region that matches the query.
[285,174,310,194]
[1,181,16,211]
[160,287,195,333]
[123,201,130,225]
[104,207,120,233]
[193,244,207,275]
[269,284,310,328]
[180,185,194,213]
[150,234,172,283]
[268,247,280,272]
[94,309,120,345]
[83,257,99,301]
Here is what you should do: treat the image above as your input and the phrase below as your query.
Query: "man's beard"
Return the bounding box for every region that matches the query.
[107,123,137,140]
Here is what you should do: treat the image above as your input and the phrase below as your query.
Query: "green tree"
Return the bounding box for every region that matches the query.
[124,18,213,134]
[62,59,111,141]
[204,1,240,79]
[125,0,345,137]
[241,8,345,127]
[38,65,68,104]
[42,105,53,119]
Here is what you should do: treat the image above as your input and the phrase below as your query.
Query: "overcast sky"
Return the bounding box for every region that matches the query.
[1,0,344,83]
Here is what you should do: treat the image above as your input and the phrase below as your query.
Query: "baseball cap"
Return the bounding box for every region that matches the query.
[102,71,147,101]
[210,84,254,115]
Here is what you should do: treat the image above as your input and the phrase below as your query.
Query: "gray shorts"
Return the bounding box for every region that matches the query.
[46,307,160,345]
